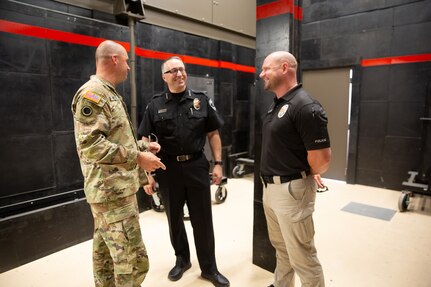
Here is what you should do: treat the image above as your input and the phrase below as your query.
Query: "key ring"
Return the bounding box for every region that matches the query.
[148,133,158,143]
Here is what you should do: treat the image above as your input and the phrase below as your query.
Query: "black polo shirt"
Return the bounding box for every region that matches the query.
[260,84,330,176]
[138,88,223,155]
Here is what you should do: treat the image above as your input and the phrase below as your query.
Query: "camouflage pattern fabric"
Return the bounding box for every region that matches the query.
[91,195,149,287]
[71,75,148,203]
[72,75,150,286]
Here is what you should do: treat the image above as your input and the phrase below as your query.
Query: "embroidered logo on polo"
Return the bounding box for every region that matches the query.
[278,104,289,118]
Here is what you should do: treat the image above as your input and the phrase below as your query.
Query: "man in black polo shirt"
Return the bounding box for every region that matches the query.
[259,51,331,287]
[138,56,229,287]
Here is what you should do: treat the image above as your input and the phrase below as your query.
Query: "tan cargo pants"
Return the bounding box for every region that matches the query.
[262,176,325,287]
[90,195,149,287]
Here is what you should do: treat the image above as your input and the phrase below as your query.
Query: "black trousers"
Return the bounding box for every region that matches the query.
[156,153,218,274]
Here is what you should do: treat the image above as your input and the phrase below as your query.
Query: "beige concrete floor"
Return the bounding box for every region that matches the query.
[1,176,431,287]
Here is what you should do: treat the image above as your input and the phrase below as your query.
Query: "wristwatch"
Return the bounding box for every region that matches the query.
[214,160,223,166]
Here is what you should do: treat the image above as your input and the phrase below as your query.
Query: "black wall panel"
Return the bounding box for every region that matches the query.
[302,0,431,190]
[0,34,48,74]
[53,132,83,191]
[136,57,154,123]
[237,73,254,101]
[0,199,93,273]
[50,42,96,78]
[220,82,233,117]
[360,66,390,101]
[387,103,424,137]
[390,63,431,101]
[152,26,185,54]
[256,14,294,64]
[302,1,431,68]
[394,0,431,26]
[0,135,54,199]
[392,22,431,56]
[357,137,385,171]
[383,137,422,173]
[252,200,275,272]
[303,0,419,22]
[355,62,430,189]
[51,77,84,131]
[0,73,52,136]
[185,33,219,60]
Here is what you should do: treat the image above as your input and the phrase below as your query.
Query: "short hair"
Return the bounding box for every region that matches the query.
[95,40,126,63]
[161,56,183,73]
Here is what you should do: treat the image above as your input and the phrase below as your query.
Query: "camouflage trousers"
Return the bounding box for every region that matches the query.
[90,195,149,287]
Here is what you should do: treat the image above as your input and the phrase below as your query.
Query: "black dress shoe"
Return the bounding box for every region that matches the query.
[201,271,230,287]
[168,261,191,281]
[267,285,275,287]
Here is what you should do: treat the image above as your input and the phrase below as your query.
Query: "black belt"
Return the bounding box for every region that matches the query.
[161,152,202,162]
[261,171,309,185]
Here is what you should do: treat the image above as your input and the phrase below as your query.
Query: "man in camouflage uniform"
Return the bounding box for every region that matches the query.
[71,40,166,287]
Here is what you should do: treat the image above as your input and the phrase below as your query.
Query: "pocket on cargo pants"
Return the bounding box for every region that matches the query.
[102,203,138,275]
[286,177,316,222]
[102,202,149,286]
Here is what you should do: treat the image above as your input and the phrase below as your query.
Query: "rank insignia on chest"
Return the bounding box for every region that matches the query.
[158,108,167,114]
[278,104,289,118]
[83,91,101,104]
[193,98,201,110]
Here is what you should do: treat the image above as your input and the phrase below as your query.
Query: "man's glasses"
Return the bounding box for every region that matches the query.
[164,67,186,74]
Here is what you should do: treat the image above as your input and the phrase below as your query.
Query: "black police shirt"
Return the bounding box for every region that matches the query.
[260,84,330,176]
[138,88,223,155]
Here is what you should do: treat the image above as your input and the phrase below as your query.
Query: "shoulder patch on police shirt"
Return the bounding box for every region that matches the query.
[208,97,217,111]
[83,91,101,104]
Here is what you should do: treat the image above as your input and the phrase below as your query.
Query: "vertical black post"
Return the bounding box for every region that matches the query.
[253,0,302,271]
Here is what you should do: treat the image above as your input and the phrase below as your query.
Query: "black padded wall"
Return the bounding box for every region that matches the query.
[355,63,431,189]
[301,0,431,190]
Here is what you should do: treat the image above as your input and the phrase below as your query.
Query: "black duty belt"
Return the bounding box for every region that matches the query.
[261,171,309,185]
[162,152,202,162]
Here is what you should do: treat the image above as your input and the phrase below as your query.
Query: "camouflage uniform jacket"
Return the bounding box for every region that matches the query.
[71,75,148,203]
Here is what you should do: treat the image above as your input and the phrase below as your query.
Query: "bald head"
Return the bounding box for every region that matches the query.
[267,51,297,71]
[95,40,127,64]
[95,40,130,86]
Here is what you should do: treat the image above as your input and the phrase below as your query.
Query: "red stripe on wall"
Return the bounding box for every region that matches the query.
[361,54,431,67]
[0,19,130,51]
[135,48,256,73]
[256,0,303,21]
[0,19,256,74]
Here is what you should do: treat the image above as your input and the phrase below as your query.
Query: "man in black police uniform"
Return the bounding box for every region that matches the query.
[259,51,331,287]
[138,56,229,287]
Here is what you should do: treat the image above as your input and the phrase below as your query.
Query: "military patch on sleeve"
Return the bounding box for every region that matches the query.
[81,105,93,117]
[83,91,101,104]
